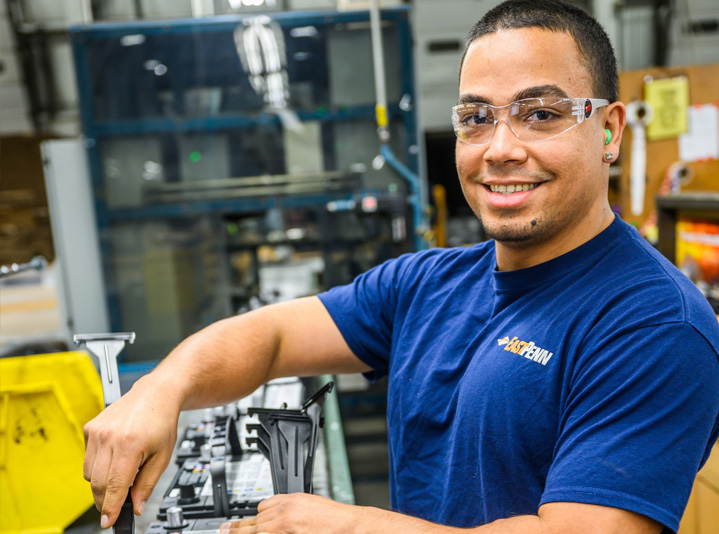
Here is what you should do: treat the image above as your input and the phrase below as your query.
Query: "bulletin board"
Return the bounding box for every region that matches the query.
[616,64,719,230]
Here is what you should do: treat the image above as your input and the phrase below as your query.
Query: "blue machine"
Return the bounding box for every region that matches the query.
[70,8,426,362]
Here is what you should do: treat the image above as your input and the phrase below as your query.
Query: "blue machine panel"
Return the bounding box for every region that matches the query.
[70,8,424,362]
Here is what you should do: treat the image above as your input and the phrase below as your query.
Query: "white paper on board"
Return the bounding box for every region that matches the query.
[626,100,653,216]
[679,104,719,162]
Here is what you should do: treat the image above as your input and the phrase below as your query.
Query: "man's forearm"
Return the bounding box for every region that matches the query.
[141,295,366,412]
[149,306,281,411]
[355,506,542,534]
[244,494,660,534]
[348,501,660,534]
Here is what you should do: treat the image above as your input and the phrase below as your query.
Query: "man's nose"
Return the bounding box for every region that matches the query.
[482,119,527,165]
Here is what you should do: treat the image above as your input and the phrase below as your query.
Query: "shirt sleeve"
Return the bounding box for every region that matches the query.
[541,322,719,533]
[317,252,419,380]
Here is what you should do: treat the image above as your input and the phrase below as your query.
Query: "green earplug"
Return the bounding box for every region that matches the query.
[605,128,612,145]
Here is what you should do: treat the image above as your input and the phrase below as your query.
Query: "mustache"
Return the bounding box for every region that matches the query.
[477,167,555,182]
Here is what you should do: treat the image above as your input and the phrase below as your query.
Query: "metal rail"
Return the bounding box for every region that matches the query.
[0,256,47,279]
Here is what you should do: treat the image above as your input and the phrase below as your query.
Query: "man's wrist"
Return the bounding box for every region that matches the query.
[351,505,461,534]
[132,370,188,413]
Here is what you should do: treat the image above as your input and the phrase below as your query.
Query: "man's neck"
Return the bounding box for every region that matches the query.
[495,206,615,271]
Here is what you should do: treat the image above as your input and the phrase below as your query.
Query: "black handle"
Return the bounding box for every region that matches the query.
[210,456,230,517]
[114,492,134,534]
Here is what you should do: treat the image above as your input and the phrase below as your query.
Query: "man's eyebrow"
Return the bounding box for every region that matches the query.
[457,85,571,106]
[512,85,570,101]
[457,93,491,105]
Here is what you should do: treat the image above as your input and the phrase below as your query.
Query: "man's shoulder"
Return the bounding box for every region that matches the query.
[588,219,719,355]
[605,219,707,305]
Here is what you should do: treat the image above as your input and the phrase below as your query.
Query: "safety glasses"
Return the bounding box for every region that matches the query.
[452,97,609,145]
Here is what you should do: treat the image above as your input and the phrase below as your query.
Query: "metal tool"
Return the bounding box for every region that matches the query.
[74,332,137,534]
[74,332,135,407]
[0,255,47,279]
[209,414,242,518]
[165,507,189,530]
[247,382,334,495]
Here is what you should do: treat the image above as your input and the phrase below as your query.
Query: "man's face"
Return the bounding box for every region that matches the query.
[455,28,609,250]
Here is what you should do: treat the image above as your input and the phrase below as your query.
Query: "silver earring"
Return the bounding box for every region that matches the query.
[605,152,614,161]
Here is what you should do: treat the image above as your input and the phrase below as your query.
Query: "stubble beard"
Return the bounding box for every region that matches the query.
[477,212,553,244]
[465,166,557,244]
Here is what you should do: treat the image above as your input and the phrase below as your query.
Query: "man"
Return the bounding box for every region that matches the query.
[83,1,719,533]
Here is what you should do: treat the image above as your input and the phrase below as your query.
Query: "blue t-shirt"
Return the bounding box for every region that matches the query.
[319,216,719,533]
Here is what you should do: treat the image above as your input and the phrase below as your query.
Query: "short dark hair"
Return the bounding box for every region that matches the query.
[460,0,618,103]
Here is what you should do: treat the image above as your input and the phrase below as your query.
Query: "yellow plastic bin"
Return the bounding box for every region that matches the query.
[0,351,103,534]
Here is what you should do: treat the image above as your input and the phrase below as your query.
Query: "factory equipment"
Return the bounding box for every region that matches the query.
[41,140,111,347]
[72,329,348,534]
[155,379,332,522]
[0,256,47,279]
[74,333,139,534]
[69,7,425,363]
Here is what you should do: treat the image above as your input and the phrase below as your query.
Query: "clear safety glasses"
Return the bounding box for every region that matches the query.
[452,97,609,145]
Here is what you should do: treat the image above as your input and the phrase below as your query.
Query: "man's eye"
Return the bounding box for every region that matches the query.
[462,113,491,126]
[527,109,558,122]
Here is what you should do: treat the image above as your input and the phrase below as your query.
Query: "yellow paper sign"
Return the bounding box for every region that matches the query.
[644,76,689,141]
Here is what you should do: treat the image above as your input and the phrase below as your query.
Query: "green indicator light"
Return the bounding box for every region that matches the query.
[189,151,201,163]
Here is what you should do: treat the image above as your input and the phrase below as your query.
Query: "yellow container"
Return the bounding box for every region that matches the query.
[0,351,103,534]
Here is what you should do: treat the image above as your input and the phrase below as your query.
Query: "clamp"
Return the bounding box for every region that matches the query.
[74,332,137,534]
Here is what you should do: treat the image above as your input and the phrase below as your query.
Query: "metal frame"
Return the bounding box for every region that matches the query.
[41,139,111,345]
[5,0,61,131]
[70,7,422,338]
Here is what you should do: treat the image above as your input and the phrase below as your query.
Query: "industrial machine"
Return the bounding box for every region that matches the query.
[73,331,348,534]
[68,7,426,363]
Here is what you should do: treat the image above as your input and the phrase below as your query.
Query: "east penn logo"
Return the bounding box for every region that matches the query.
[497,336,554,366]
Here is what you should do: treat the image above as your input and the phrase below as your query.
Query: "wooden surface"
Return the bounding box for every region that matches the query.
[617,64,719,229]
[0,135,56,265]
[679,442,719,534]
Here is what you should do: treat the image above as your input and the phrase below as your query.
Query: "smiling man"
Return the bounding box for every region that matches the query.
[454,15,620,270]
[83,2,719,534]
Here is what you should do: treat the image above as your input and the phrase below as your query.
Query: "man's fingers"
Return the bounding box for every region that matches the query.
[220,517,254,530]
[256,494,283,512]
[220,517,262,534]
[99,451,143,527]
[83,432,98,483]
[130,452,171,515]
[89,445,113,512]
[219,524,273,534]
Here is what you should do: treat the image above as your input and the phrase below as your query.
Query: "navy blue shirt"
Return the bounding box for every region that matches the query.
[319,217,719,533]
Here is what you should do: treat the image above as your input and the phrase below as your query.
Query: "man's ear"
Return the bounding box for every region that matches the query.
[604,101,626,159]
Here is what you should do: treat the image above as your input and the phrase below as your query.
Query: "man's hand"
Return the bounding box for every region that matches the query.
[218,494,458,534]
[83,374,182,528]
[219,494,367,534]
